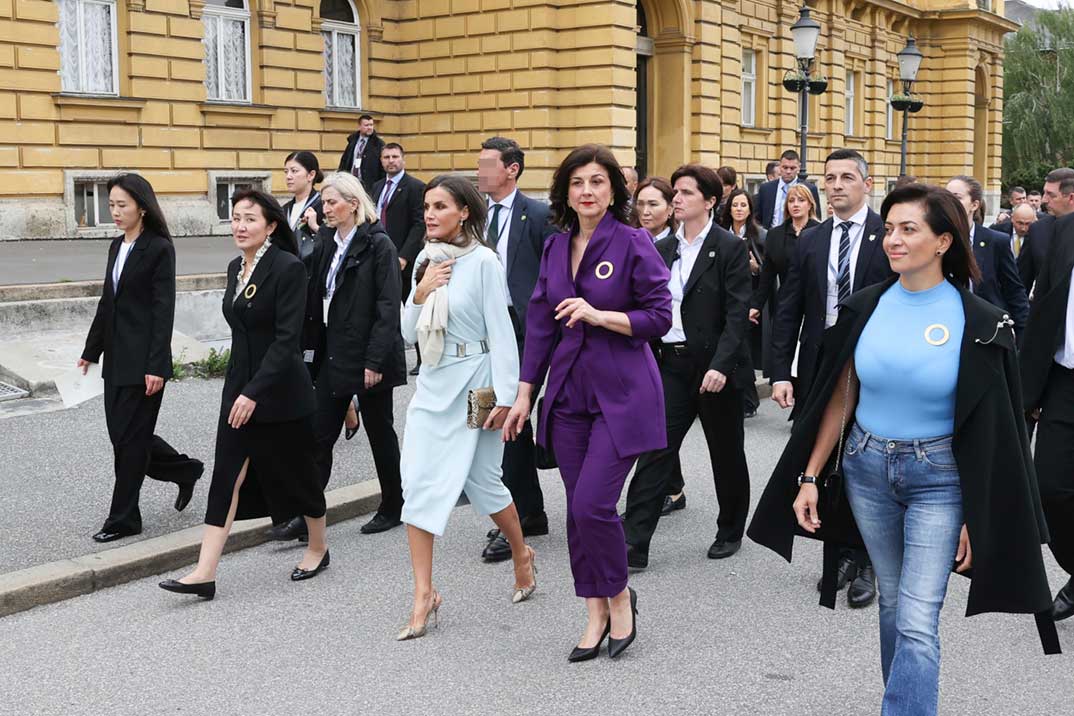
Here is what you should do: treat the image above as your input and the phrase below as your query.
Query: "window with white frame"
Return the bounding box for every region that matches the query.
[886,79,895,140]
[321,0,361,108]
[216,179,258,220]
[845,70,857,136]
[57,0,118,95]
[745,176,765,196]
[203,0,251,103]
[741,49,757,128]
[74,180,114,228]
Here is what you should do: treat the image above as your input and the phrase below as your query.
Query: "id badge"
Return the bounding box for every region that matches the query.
[303,350,315,363]
[322,297,331,324]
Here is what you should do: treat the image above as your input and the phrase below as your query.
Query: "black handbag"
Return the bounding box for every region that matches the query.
[534,397,557,470]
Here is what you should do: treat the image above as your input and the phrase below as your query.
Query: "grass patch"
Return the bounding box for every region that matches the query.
[171,347,230,380]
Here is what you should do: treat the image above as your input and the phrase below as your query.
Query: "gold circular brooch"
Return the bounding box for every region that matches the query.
[924,323,949,346]
[595,261,614,280]
[244,284,257,300]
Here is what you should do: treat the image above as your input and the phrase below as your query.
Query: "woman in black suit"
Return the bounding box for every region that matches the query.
[160,190,328,600]
[281,150,325,272]
[749,183,820,326]
[79,174,204,543]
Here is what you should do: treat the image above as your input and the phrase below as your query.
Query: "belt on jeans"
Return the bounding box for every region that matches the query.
[454,340,489,358]
[660,341,690,356]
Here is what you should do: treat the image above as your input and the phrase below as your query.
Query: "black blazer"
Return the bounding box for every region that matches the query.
[749,277,1059,653]
[222,245,316,422]
[281,192,325,273]
[82,231,176,386]
[306,222,407,397]
[971,223,1029,334]
[653,225,753,386]
[1021,211,1074,411]
[771,209,893,404]
[756,179,822,230]
[371,172,426,266]
[1017,214,1054,294]
[752,218,820,311]
[337,131,386,194]
[500,191,557,328]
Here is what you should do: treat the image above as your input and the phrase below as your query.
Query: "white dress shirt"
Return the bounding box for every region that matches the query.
[487,188,517,306]
[112,239,136,292]
[663,218,713,343]
[825,203,870,327]
[377,171,404,217]
[651,226,672,243]
[1056,264,1074,369]
[325,225,358,301]
[353,135,368,170]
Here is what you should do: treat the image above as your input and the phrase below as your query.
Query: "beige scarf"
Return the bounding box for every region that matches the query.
[416,240,481,367]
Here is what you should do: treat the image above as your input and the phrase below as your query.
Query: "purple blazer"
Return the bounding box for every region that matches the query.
[520,212,673,459]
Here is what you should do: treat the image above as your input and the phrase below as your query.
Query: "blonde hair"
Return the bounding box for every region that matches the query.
[320,171,379,225]
[782,183,818,224]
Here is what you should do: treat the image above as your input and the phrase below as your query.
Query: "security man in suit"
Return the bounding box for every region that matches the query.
[476,136,558,562]
[1019,168,1074,294]
[756,150,822,230]
[371,143,426,301]
[337,114,386,195]
[770,148,895,608]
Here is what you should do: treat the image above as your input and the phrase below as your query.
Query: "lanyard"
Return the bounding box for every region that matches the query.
[325,232,355,300]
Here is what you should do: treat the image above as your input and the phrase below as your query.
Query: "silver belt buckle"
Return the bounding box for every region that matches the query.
[455,343,466,358]
[479,339,489,353]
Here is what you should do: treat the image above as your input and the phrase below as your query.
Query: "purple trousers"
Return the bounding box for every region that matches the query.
[550,363,636,598]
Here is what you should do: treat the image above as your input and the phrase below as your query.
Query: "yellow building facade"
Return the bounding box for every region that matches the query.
[0,0,1016,239]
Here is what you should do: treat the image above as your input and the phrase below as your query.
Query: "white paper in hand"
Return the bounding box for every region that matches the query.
[55,363,104,409]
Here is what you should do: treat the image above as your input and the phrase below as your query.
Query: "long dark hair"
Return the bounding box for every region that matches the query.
[718,187,762,242]
[416,174,489,283]
[284,150,324,184]
[106,173,171,241]
[549,144,631,230]
[880,184,981,287]
[631,176,677,234]
[230,188,298,256]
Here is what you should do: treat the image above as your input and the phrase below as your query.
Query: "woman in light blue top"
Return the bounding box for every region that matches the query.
[396,175,537,641]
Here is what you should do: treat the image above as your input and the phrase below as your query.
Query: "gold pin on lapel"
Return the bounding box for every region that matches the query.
[595,261,614,279]
[709,250,716,257]
[979,241,986,247]
[244,284,257,300]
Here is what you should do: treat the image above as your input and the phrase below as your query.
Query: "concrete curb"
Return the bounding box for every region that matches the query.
[0,273,226,303]
[0,480,380,618]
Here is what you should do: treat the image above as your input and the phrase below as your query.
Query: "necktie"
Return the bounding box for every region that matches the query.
[357,137,366,157]
[488,203,503,247]
[1013,233,1022,258]
[774,182,788,225]
[380,179,393,229]
[836,221,853,308]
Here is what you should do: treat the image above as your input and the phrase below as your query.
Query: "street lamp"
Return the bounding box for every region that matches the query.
[783,6,828,183]
[890,37,925,178]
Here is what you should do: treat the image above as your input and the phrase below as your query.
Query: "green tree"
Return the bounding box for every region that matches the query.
[1003,8,1074,191]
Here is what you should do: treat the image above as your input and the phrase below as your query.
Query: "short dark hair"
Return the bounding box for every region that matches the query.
[950,175,985,224]
[824,148,869,179]
[1028,190,1042,198]
[880,183,981,288]
[284,150,324,184]
[1009,186,1026,196]
[382,142,404,155]
[359,114,374,123]
[481,136,525,180]
[1045,167,1074,194]
[670,164,723,205]
[106,173,171,242]
[632,176,676,233]
[765,161,779,176]
[548,144,631,229]
[230,188,298,256]
[716,166,738,187]
[780,150,800,162]
[893,175,917,190]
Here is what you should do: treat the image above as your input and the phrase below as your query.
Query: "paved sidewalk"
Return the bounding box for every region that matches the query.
[0,236,235,286]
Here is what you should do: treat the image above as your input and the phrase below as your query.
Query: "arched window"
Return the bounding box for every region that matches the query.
[321,0,361,108]
[57,0,118,95]
[203,0,251,102]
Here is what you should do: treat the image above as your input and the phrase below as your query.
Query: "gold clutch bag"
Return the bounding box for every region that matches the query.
[466,387,497,429]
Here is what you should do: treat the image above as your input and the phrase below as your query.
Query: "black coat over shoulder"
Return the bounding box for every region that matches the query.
[305,221,407,397]
[748,277,1059,653]
[222,245,316,422]
[82,231,175,386]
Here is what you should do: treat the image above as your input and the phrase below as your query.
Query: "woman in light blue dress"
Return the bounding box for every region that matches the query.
[396,174,537,640]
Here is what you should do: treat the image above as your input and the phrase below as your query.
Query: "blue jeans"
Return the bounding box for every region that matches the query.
[842,424,963,716]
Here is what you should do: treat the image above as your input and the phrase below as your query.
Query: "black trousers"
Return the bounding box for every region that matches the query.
[102,382,202,533]
[313,378,403,519]
[1035,363,1074,577]
[623,348,751,555]
[503,306,544,519]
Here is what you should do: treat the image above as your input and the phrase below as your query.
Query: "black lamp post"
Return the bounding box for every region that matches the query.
[783,6,827,183]
[890,37,925,178]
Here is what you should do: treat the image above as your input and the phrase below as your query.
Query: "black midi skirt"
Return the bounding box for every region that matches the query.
[204,414,326,527]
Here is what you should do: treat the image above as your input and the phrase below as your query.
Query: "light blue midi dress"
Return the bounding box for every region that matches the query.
[400,246,519,536]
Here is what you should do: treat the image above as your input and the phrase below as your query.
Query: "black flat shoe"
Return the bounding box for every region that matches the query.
[360,513,403,534]
[707,539,742,560]
[1053,578,1074,621]
[519,511,550,537]
[661,493,686,516]
[568,620,610,663]
[291,550,330,581]
[267,516,308,542]
[848,563,877,608]
[159,579,216,600]
[345,398,361,440]
[92,528,139,543]
[174,482,196,512]
[481,533,512,563]
[608,587,638,659]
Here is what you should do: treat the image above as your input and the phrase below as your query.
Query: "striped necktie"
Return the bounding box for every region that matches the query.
[836,221,853,307]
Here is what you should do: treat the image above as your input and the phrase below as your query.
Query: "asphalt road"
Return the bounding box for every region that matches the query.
[1,398,1070,715]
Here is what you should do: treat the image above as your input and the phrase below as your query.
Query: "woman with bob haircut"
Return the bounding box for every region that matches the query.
[504,144,672,661]
[749,183,1060,715]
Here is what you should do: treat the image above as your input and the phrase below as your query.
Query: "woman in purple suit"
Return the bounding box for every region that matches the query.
[504,145,672,661]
